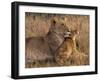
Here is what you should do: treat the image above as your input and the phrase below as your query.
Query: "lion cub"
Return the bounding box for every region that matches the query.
[55,29,79,65]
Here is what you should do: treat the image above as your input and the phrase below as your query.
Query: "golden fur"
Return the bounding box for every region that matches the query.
[55,30,88,65]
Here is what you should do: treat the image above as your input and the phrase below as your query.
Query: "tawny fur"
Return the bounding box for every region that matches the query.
[25,18,70,68]
[55,37,74,65]
[25,37,54,68]
[45,19,70,53]
[55,30,88,65]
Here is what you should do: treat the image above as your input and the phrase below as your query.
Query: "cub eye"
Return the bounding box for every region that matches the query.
[77,31,79,34]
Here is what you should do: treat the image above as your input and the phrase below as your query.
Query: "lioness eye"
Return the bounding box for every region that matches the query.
[53,20,56,24]
[61,23,64,26]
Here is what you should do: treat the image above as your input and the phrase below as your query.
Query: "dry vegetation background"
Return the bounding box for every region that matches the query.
[25,12,89,68]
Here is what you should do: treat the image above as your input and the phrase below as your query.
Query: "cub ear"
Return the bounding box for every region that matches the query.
[74,29,79,34]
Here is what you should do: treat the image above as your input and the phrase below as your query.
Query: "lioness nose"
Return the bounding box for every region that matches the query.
[64,32,71,37]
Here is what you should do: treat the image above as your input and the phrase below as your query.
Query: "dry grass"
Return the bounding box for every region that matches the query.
[25,13,51,38]
[25,12,89,68]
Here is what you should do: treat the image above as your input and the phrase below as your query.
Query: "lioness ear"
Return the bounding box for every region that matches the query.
[53,20,56,24]
[51,19,56,25]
